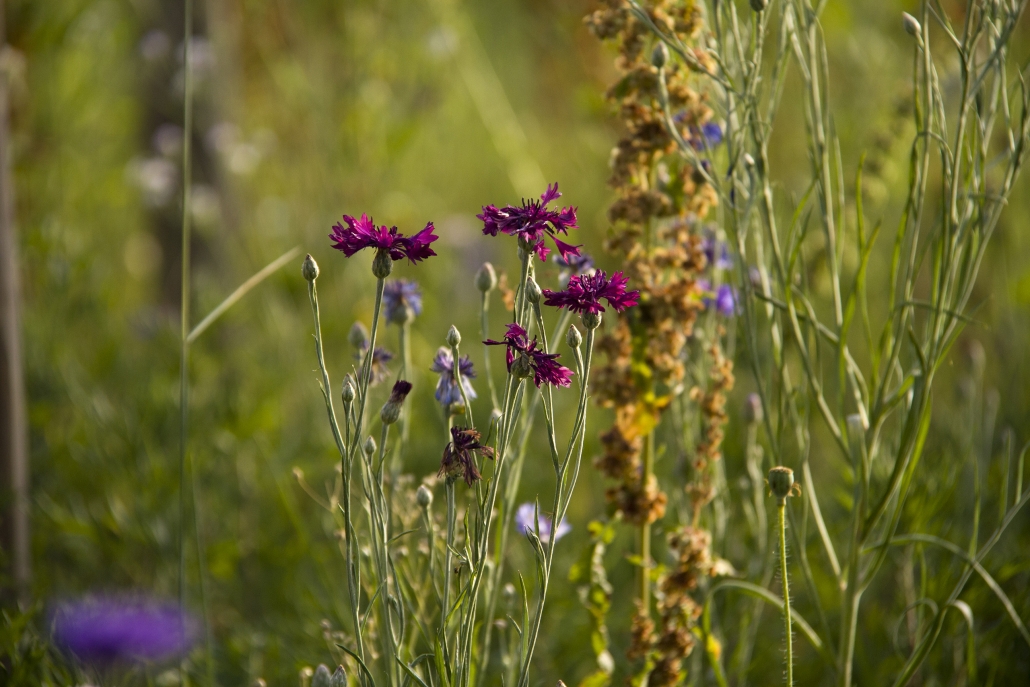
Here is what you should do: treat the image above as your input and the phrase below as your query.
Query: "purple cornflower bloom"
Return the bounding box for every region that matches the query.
[515,503,571,544]
[430,347,477,409]
[330,213,439,263]
[541,270,639,315]
[484,323,574,388]
[383,279,423,324]
[52,597,196,664]
[688,121,723,150]
[478,183,580,262]
[439,426,495,485]
[355,344,394,385]
[702,231,733,271]
[699,279,738,317]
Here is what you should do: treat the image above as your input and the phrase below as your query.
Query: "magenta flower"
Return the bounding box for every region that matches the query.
[330,213,439,263]
[541,270,639,315]
[484,323,574,388]
[478,183,580,262]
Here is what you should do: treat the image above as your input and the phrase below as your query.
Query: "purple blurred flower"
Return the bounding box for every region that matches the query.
[439,426,495,485]
[689,121,723,150]
[383,279,423,324]
[702,231,733,271]
[541,270,639,315]
[484,323,574,388]
[330,213,438,264]
[554,251,595,287]
[52,597,196,664]
[514,503,570,544]
[478,183,580,262]
[355,344,394,385]
[697,280,737,317]
[430,347,477,408]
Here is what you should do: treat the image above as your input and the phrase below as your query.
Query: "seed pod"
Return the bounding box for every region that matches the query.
[476,262,498,293]
[446,325,462,347]
[301,254,319,282]
[372,250,393,279]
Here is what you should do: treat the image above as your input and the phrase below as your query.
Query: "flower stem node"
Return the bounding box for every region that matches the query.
[768,466,801,503]
[372,249,393,279]
[416,484,433,509]
[363,436,377,456]
[476,262,498,293]
[582,310,603,330]
[902,12,921,37]
[526,277,542,305]
[651,42,669,69]
[446,325,462,347]
[301,254,320,282]
[566,324,583,349]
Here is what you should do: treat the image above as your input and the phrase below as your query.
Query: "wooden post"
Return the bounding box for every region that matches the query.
[0,0,29,605]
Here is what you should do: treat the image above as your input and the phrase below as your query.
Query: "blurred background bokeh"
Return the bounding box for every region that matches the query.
[2,0,1029,684]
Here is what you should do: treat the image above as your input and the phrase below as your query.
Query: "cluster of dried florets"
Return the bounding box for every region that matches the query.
[586,0,718,524]
[686,339,735,519]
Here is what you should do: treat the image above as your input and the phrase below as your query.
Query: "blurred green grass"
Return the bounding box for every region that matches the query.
[6,0,1030,684]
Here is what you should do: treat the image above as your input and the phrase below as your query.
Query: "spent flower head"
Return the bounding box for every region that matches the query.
[541,270,639,315]
[478,183,580,262]
[484,323,574,388]
[440,426,495,485]
[430,347,477,409]
[383,279,423,325]
[514,503,571,544]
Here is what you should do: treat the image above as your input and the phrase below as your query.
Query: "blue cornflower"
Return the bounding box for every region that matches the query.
[702,230,733,271]
[430,347,477,409]
[383,279,423,325]
[698,279,738,317]
[514,503,570,544]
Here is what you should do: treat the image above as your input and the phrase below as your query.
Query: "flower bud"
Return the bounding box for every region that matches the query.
[750,0,768,11]
[902,12,921,36]
[341,375,356,405]
[511,354,534,380]
[372,250,393,279]
[330,666,348,687]
[476,262,498,293]
[651,42,669,69]
[312,665,332,687]
[416,484,433,509]
[301,254,320,282]
[743,152,756,168]
[768,466,795,502]
[446,325,462,347]
[363,436,377,456]
[743,392,763,425]
[582,310,603,330]
[348,322,369,349]
[566,324,583,349]
[525,277,542,305]
[380,380,412,425]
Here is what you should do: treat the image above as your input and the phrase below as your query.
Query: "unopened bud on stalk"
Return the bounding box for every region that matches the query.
[380,380,413,425]
[582,311,603,330]
[341,375,356,405]
[446,325,462,347]
[476,262,498,293]
[302,254,320,282]
[750,0,768,11]
[372,250,393,279]
[416,484,433,509]
[566,324,583,349]
[768,466,797,503]
[330,666,348,687]
[902,12,921,36]
[348,322,369,349]
[526,277,542,305]
[743,392,763,425]
[312,665,332,687]
[363,436,377,456]
[651,42,669,69]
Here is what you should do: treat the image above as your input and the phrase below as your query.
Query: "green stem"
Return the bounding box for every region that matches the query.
[481,291,500,411]
[640,430,655,616]
[777,500,793,686]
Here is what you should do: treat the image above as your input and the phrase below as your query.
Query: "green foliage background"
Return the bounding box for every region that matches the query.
[4,0,1030,684]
